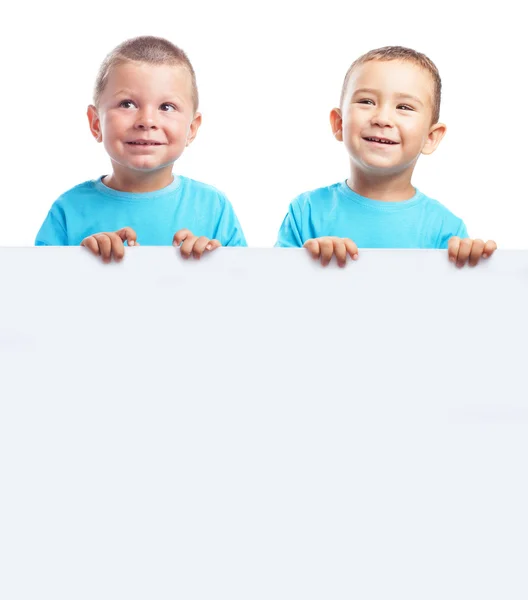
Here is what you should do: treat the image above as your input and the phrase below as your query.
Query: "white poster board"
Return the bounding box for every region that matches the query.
[1,248,527,599]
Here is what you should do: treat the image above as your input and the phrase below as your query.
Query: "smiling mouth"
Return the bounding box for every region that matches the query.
[126,141,163,146]
[363,137,398,145]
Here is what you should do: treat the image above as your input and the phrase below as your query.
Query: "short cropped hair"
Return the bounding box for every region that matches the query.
[93,36,199,111]
[340,46,442,124]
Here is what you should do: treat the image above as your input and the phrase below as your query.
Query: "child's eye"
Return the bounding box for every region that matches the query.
[358,99,375,105]
[160,103,177,112]
[119,100,137,109]
[398,104,414,111]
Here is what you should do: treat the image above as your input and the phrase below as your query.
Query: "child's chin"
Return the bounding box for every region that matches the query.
[129,160,164,171]
[359,154,401,170]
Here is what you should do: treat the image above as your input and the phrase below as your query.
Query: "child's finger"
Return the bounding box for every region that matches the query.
[115,227,138,247]
[180,234,198,258]
[192,236,211,259]
[456,238,473,267]
[205,239,221,252]
[334,240,347,267]
[468,239,485,267]
[448,237,461,263]
[483,240,497,258]
[109,233,126,262]
[173,229,193,246]
[81,236,101,257]
[94,234,112,263]
[319,238,334,266]
[344,238,359,260]
[303,239,321,259]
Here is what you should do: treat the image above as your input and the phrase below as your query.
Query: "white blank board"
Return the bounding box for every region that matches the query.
[1,248,527,600]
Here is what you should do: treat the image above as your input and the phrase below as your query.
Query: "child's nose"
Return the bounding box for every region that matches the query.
[371,105,394,127]
[135,108,158,130]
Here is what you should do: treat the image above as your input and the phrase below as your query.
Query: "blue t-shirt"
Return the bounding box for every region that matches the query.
[276,181,468,249]
[36,175,247,247]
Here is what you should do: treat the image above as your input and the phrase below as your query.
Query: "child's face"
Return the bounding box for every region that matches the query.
[88,62,200,177]
[334,60,444,176]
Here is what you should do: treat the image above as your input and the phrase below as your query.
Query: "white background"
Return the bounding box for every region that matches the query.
[0,0,526,248]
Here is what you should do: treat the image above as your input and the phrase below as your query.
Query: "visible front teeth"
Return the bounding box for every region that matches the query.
[367,137,395,144]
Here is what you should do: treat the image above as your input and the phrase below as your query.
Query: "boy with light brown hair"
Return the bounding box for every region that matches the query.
[276,46,496,267]
[36,36,246,261]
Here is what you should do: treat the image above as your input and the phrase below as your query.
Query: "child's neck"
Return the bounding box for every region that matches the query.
[347,167,416,201]
[103,168,174,194]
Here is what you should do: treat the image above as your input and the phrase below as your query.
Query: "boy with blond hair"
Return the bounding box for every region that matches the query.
[276,46,496,267]
[36,36,246,261]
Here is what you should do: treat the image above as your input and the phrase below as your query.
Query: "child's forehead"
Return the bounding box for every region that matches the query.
[347,59,434,99]
[108,60,191,87]
[99,61,193,104]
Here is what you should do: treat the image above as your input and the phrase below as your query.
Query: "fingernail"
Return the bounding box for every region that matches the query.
[483,253,488,258]
[352,254,358,260]
[206,243,212,251]
[129,240,135,246]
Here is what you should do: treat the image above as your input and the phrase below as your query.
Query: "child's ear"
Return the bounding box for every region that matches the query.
[422,122,447,155]
[185,112,202,147]
[330,108,343,142]
[87,105,102,142]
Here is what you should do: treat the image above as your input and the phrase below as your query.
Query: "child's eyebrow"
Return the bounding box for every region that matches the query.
[112,88,135,97]
[352,87,379,98]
